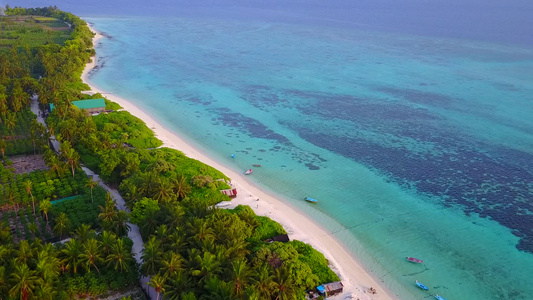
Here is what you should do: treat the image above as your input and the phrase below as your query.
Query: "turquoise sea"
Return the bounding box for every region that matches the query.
[81,15,533,300]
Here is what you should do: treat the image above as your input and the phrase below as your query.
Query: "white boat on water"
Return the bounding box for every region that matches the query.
[244,169,253,175]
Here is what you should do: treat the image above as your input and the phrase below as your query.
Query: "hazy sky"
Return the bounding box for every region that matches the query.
[3,0,533,45]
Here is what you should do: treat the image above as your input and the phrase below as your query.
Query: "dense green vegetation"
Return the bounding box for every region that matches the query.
[0,15,71,49]
[0,5,339,300]
[0,109,48,156]
[0,6,143,299]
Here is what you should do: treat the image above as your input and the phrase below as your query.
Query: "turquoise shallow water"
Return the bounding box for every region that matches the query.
[86,16,533,299]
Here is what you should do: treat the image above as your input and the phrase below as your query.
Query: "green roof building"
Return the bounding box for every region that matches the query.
[50,98,106,113]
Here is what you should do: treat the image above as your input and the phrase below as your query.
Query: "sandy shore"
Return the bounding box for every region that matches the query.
[82,24,395,300]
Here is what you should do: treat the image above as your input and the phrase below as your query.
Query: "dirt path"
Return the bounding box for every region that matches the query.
[82,167,156,300]
[29,97,154,299]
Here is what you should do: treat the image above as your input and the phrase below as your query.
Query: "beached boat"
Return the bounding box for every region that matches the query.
[415,280,429,291]
[252,164,262,167]
[406,257,424,264]
[244,169,253,175]
[434,294,446,300]
[304,197,318,203]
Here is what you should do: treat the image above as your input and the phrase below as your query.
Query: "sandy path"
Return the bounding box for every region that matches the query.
[82,22,396,300]
[82,167,157,300]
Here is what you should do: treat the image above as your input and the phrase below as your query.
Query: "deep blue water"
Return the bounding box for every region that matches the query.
[83,16,533,299]
[6,1,533,299]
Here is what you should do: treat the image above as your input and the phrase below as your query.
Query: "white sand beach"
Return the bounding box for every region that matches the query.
[82,25,395,300]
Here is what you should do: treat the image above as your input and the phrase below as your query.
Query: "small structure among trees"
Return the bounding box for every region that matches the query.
[50,98,106,114]
[220,187,237,198]
[266,234,290,243]
[317,281,344,297]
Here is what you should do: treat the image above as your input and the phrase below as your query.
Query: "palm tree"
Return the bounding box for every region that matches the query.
[33,283,56,300]
[163,232,185,256]
[154,224,169,245]
[80,238,102,274]
[98,196,118,232]
[188,218,215,247]
[29,125,38,155]
[0,138,5,159]
[86,178,98,203]
[120,152,140,177]
[141,236,162,276]
[47,123,55,139]
[53,212,69,240]
[23,180,35,215]
[0,266,8,297]
[0,85,8,117]
[161,252,183,278]
[82,118,96,135]
[15,240,33,266]
[190,251,222,284]
[9,81,27,113]
[273,266,298,300]
[224,238,250,260]
[139,171,160,196]
[153,178,175,203]
[74,224,95,243]
[5,187,18,217]
[115,210,130,236]
[36,249,60,286]
[4,112,16,135]
[106,238,133,272]
[0,245,12,267]
[229,258,252,297]
[28,222,38,238]
[252,264,275,299]
[60,239,82,274]
[39,199,52,224]
[140,208,160,238]
[124,183,140,205]
[99,230,117,257]
[46,155,65,178]
[173,174,191,200]
[148,273,166,300]
[204,277,233,300]
[164,203,185,229]
[162,270,192,300]
[63,148,80,178]
[0,224,12,244]
[9,264,40,300]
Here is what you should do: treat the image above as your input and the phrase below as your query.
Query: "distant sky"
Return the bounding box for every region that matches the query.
[3,0,533,45]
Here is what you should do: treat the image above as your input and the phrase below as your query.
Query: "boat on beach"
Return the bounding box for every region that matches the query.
[415,280,429,291]
[304,197,318,203]
[244,169,253,175]
[435,294,446,300]
[406,257,424,264]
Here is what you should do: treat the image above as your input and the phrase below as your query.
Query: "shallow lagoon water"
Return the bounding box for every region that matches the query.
[86,15,533,299]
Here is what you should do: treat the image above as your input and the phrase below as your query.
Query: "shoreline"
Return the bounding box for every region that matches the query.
[82,23,395,300]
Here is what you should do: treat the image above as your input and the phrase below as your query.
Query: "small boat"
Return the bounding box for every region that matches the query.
[304,197,318,203]
[415,280,429,291]
[435,294,446,300]
[406,257,424,264]
[244,169,253,175]
[215,201,231,207]
[253,164,262,167]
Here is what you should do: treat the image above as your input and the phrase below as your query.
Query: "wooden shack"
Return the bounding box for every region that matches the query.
[317,281,343,297]
[266,234,290,243]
